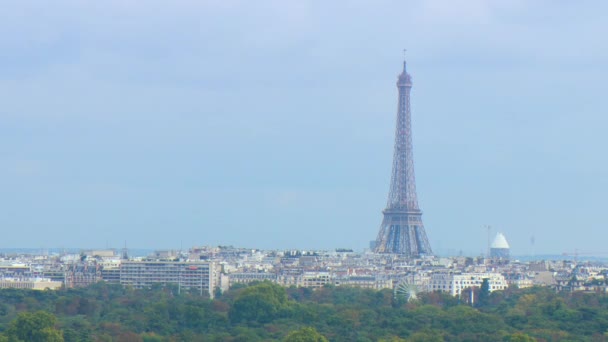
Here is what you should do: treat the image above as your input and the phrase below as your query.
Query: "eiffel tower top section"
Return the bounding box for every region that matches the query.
[397,61,412,87]
[385,58,420,212]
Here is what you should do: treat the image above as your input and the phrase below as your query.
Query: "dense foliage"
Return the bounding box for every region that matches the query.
[1,282,608,341]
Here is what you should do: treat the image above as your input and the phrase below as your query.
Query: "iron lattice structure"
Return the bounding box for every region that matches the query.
[374,60,433,257]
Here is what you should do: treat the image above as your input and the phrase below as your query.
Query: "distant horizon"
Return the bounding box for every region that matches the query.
[0,246,605,262]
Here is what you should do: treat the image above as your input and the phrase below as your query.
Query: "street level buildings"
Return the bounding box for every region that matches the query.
[4,246,608,300]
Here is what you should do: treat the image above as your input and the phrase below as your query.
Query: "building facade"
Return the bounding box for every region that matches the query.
[429,272,508,296]
[0,279,62,290]
[120,261,214,297]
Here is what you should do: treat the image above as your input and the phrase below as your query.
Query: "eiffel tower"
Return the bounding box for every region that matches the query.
[374,58,433,256]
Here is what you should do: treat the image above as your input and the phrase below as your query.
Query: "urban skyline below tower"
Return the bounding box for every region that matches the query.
[374,59,433,257]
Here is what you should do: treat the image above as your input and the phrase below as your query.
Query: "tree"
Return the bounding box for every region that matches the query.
[5,311,63,342]
[478,278,490,307]
[115,332,143,342]
[406,330,443,342]
[503,332,536,342]
[283,327,328,342]
[229,282,291,323]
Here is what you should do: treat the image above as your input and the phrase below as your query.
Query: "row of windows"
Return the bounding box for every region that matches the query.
[432,283,507,289]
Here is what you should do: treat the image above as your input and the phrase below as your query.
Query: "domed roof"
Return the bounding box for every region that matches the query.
[491,232,510,249]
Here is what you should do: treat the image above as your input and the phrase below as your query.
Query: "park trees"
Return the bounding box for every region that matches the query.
[283,327,328,342]
[4,311,63,342]
[229,281,292,324]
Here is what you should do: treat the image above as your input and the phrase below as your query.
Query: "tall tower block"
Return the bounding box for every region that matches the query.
[374,59,433,256]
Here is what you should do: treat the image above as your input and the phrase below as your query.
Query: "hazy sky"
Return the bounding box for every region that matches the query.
[2,1,607,255]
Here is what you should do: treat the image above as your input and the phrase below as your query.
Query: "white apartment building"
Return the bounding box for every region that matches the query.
[429,272,508,296]
[120,261,215,297]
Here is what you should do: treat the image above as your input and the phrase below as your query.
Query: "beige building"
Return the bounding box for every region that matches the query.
[0,279,62,290]
[335,276,393,289]
[299,272,331,288]
[228,272,276,287]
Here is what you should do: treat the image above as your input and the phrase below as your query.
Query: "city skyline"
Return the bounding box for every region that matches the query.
[2,1,608,255]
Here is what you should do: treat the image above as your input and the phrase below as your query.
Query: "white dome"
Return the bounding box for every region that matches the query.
[491,232,510,249]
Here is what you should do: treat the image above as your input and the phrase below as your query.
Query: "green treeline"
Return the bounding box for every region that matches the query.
[0,282,608,341]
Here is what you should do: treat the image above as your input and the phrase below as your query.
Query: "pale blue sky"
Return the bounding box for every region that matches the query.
[1,1,607,255]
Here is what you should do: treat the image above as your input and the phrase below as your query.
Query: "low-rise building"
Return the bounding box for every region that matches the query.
[335,276,393,289]
[0,278,62,290]
[300,272,331,288]
[228,272,276,286]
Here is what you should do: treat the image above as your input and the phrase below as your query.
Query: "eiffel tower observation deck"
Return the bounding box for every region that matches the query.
[374,58,433,257]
